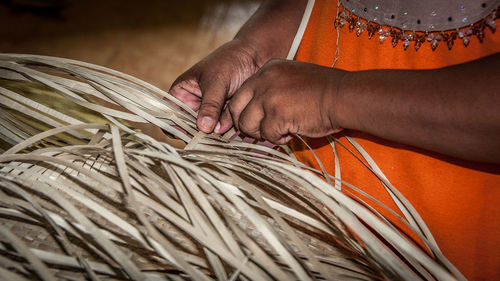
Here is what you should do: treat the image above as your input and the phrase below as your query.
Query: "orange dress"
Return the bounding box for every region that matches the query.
[291,1,500,280]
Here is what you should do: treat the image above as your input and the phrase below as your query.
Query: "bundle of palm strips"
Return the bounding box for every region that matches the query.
[0,54,464,281]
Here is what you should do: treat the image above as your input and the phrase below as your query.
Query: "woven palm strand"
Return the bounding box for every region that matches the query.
[0,54,464,281]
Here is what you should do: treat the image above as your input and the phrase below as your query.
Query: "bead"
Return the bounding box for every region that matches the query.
[403,39,410,50]
[367,24,377,39]
[486,17,497,32]
[415,41,422,51]
[430,39,439,50]
[447,39,454,50]
[356,23,366,36]
[379,34,386,43]
[334,18,341,28]
[463,36,470,47]
[476,30,484,42]
[392,35,399,47]
[458,30,465,38]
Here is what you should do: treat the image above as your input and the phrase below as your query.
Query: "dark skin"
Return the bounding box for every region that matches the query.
[170,0,500,164]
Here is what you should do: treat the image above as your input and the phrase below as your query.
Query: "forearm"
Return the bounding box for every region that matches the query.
[335,53,500,163]
[234,0,308,66]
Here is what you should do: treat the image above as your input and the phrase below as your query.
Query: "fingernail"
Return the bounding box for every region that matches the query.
[199,116,214,132]
[214,122,221,134]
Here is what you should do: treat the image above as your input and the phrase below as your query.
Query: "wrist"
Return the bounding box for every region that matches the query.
[233,0,308,66]
[326,69,351,132]
[230,37,269,68]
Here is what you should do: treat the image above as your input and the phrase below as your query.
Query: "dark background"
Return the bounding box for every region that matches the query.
[0,0,260,90]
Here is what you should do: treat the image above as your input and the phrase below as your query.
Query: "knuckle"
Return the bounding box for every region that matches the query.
[238,120,258,136]
[265,58,285,67]
[264,99,287,119]
[238,119,251,133]
[201,72,229,91]
[261,58,286,72]
[200,101,222,116]
[266,94,282,108]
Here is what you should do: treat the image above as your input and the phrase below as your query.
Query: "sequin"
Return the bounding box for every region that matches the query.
[356,24,366,36]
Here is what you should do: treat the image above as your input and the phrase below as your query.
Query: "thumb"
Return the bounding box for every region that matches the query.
[197,79,228,133]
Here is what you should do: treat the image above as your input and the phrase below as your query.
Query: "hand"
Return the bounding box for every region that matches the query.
[222,59,347,144]
[169,40,260,133]
[169,0,308,135]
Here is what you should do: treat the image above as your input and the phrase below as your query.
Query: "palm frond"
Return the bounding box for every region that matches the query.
[0,54,463,280]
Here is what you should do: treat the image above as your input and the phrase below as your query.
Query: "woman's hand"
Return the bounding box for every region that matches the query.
[222,59,347,144]
[169,0,308,134]
[169,40,260,133]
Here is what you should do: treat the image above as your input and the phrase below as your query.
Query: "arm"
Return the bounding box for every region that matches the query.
[336,52,500,163]
[169,0,307,133]
[234,0,308,66]
[227,53,500,163]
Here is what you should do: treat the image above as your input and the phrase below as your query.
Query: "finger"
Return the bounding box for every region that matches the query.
[228,85,254,131]
[197,78,229,133]
[169,77,203,111]
[238,99,265,140]
[260,115,287,144]
[276,135,294,145]
[216,108,233,134]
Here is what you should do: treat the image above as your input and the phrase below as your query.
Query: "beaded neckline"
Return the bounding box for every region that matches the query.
[335,2,499,51]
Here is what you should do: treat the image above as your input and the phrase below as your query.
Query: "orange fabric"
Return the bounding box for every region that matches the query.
[291,1,500,280]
